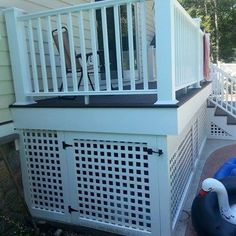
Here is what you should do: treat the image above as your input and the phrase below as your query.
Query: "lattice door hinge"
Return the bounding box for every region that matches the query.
[62,141,73,149]
[68,205,79,214]
[144,147,163,156]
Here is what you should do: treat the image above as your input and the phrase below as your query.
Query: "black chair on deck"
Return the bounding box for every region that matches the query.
[52,27,104,91]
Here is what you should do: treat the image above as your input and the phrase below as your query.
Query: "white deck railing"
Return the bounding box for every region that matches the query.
[4,0,205,105]
[210,64,236,118]
[174,1,204,90]
[154,0,204,105]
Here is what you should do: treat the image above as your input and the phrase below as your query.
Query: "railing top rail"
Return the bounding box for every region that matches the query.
[18,0,143,21]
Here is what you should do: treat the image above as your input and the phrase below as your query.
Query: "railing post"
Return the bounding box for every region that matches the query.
[193,18,202,88]
[154,0,178,105]
[4,8,34,105]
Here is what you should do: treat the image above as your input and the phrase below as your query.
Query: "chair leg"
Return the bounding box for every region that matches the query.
[88,73,95,91]
[78,71,83,90]
[59,83,63,92]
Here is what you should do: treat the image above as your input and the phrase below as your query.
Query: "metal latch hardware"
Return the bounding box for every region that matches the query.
[62,141,73,149]
[144,147,163,156]
[68,205,79,214]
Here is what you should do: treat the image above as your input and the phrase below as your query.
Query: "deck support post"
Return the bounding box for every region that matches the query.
[157,136,172,236]
[193,18,202,89]
[4,8,35,105]
[154,0,178,105]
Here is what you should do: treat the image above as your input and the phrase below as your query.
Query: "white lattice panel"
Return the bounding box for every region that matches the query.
[210,122,231,137]
[72,139,152,233]
[21,129,68,220]
[192,119,198,162]
[198,103,207,148]
[170,129,194,223]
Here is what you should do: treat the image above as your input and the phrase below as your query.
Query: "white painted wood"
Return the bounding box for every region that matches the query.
[46,16,58,92]
[89,9,99,91]
[11,107,178,136]
[18,130,72,223]
[19,0,141,20]
[65,132,160,236]
[67,13,78,92]
[207,107,236,140]
[0,122,15,138]
[114,4,123,91]
[173,3,204,91]
[4,8,34,104]
[56,14,68,91]
[193,18,202,88]
[127,3,135,90]
[139,1,148,90]
[154,0,177,105]
[26,89,157,97]
[27,20,39,93]
[101,7,111,91]
[210,64,236,119]
[78,11,89,92]
[36,18,48,92]
[178,83,212,134]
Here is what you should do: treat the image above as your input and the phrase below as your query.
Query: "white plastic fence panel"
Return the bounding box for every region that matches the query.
[210,64,236,118]
[174,1,204,90]
[6,0,157,101]
[20,129,71,222]
[65,132,161,236]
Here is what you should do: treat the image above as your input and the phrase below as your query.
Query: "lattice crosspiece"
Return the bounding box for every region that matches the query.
[210,122,231,137]
[170,129,193,222]
[170,104,207,225]
[73,139,152,232]
[22,130,65,213]
[198,104,207,147]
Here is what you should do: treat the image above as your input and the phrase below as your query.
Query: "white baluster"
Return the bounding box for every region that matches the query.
[127,2,135,90]
[101,7,111,91]
[67,13,78,92]
[28,20,39,93]
[46,16,58,92]
[56,15,68,92]
[78,11,89,92]
[114,4,123,91]
[36,18,48,92]
[89,9,100,91]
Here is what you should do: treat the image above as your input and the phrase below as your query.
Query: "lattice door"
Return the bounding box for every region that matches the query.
[65,133,160,236]
[20,129,71,222]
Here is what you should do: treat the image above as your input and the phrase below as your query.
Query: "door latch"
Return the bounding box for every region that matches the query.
[144,147,163,156]
[62,141,73,149]
[68,205,79,214]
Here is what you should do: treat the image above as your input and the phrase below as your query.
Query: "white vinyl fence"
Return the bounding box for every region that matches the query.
[174,1,204,90]
[5,0,205,105]
[210,64,236,118]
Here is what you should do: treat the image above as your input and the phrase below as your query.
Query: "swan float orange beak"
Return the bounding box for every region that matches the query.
[199,189,208,197]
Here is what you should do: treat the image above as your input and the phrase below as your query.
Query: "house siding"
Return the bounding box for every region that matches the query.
[0,13,14,125]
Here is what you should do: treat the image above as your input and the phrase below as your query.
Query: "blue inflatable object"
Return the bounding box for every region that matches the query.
[214,158,236,180]
[192,177,236,236]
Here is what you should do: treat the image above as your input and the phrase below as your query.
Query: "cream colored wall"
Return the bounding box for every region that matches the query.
[0,0,91,13]
[0,13,14,124]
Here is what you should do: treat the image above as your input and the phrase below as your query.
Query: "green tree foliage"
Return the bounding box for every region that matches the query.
[179,0,236,63]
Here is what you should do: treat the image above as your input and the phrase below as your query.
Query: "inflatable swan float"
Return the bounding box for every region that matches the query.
[192,177,236,236]
[201,178,236,224]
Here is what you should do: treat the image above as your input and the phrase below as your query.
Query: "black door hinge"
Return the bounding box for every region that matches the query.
[62,141,73,149]
[144,147,163,156]
[68,205,79,214]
